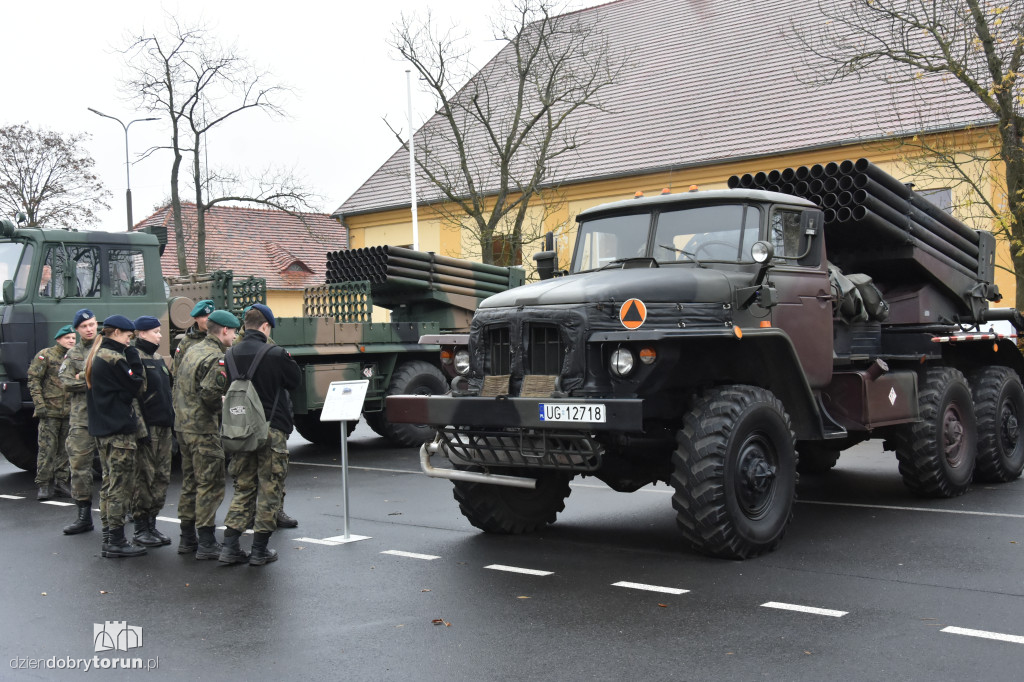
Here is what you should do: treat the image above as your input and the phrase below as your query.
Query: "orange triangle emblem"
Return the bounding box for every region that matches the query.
[619,299,647,329]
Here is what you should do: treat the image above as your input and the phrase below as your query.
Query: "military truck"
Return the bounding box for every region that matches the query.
[0,215,522,471]
[386,159,1024,559]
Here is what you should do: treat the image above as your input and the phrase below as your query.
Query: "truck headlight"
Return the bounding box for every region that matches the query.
[610,348,635,377]
[454,349,471,375]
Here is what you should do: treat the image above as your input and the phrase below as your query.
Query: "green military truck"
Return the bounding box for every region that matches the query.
[386,159,1024,559]
[0,215,523,471]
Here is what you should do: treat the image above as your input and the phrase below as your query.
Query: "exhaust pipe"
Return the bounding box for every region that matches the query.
[419,440,538,489]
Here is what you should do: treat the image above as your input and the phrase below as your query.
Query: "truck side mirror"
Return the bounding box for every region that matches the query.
[2,279,14,304]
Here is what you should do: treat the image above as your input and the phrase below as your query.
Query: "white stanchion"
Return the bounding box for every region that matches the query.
[320,380,371,544]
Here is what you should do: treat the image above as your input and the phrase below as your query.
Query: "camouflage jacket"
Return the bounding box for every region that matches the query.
[172,335,228,435]
[59,336,96,428]
[171,325,206,378]
[27,343,70,418]
[87,338,147,438]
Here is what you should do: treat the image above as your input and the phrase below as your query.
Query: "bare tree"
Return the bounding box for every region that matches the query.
[121,16,320,274]
[798,1,1024,302]
[0,123,110,228]
[387,0,624,265]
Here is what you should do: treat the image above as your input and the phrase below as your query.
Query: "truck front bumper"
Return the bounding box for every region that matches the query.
[385,395,644,431]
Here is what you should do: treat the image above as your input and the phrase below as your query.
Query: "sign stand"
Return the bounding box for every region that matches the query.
[320,380,371,544]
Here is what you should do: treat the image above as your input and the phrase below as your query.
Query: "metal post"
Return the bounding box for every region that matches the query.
[87,108,158,230]
[341,420,350,539]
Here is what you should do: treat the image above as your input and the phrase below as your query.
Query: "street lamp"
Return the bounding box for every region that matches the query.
[87,108,159,230]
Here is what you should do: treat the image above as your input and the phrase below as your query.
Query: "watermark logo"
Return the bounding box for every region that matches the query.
[93,621,143,653]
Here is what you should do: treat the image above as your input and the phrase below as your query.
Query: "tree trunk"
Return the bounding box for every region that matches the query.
[193,134,206,274]
[170,147,187,276]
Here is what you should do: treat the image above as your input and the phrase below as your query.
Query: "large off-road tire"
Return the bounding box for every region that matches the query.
[672,385,797,560]
[380,360,448,448]
[796,443,840,475]
[970,366,1024,483]
[452,468,572,534]
[0,420,39,473]
[293,410,357,447]
[893,367,976,497]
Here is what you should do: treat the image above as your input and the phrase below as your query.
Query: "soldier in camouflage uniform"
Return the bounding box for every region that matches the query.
[60,309,100,535]
[86,315,147,558]
[29,325,76,500]
[170,299,213,553]
[219,304,300,566]
[131,316,175,548]
[173,309,239,559]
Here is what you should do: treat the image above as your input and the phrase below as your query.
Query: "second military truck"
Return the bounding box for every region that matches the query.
[387,159,1024,559]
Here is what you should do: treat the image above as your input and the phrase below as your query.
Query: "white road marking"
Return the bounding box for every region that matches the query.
[0,494,25,500]
[382,549,441,561]
[761,601,847,618]
[797,499,1024,519]
[291,461,418,475]
[156,516,181,524]
[485,564,553,577]
[942,626,1024,645]
[294,537,344,546]
[612,581,689,595]
[40,500,74,507]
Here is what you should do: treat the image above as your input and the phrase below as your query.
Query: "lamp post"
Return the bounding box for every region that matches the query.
[87,108,159,230]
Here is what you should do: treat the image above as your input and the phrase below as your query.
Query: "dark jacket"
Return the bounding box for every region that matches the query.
[87,337,146,437]
[135,338,174,427]
[224,330,301,434]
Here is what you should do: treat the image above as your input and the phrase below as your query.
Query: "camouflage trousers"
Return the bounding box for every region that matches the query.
[133,425,173,519]
[66,425,97,502]
[178,431,225,528]
[97,433,138,531]
[34,417,70,487]
[224,429,289,533]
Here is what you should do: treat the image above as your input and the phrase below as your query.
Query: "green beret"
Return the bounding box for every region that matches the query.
[208,309,240,329]
[54,324,75,340]
[190,299,215,317]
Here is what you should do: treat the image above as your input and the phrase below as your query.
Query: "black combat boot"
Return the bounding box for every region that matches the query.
[275,509,298,528]
[37,485,51,501]
[249,531,278,566]
[101,527,110,557]
[133,516,163,547]
[63,499,94,535]
[104,526,147,558]
[195,526,223,560]
[149,516,171,546]
[178,521,199,554]
[218,528,249,564]
[53,480,73,499]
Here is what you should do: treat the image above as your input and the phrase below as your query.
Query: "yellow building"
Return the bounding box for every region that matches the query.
[335,0,1010,304]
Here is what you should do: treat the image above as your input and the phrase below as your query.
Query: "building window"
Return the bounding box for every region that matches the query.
[491,236,522,267]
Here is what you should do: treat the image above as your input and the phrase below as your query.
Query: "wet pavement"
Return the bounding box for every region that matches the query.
[2,423,1024,680]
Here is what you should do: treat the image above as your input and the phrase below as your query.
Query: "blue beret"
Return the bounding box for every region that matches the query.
[54,325,75,340]
[73,309,94,328]
[208,310,240,329]
[248,303,276,328]
[102,314,135,331]
[134,315,161,331]
[190,300,215,317]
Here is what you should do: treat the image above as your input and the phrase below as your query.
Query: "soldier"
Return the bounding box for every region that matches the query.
[173,309,239,559]
[85,315,147,558]
[219,304,300,566]
[60,309,100,536]
[29,325,76,500]
[131,316,174,547]
[170,298,213,552]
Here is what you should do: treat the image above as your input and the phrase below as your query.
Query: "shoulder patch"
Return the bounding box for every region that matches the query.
[38,355,45,361]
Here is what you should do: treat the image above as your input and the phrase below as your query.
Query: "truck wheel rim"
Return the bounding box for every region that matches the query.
[736,434,777,519]
[942,404,967,467]
[1000,401,1020,453]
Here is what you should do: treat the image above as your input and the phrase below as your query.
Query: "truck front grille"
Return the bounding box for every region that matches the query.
[528,324,562,375]
[488,326,511,375]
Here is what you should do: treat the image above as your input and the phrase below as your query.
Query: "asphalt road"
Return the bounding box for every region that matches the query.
[2,424,1023,681]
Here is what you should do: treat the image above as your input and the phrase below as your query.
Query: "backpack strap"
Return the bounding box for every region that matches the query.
[226,341,274,382]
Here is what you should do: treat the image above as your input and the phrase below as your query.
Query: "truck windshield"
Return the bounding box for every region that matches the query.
[0,242,33,300]
[572,204,760,272]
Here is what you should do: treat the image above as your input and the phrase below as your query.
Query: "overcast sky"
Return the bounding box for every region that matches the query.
[2,0,605,231]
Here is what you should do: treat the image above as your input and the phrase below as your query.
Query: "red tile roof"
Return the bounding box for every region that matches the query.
[335,0,993,218]
[133,203,345,290]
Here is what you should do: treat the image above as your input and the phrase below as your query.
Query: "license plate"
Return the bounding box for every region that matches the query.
[538,403,606,423]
